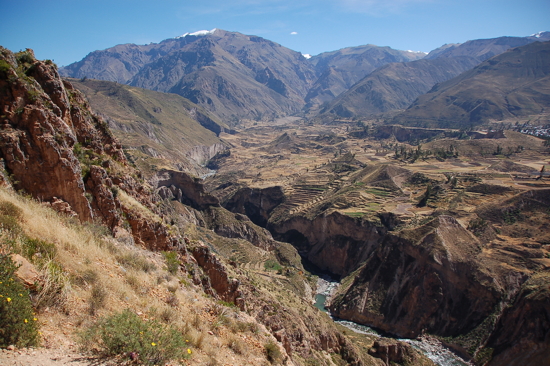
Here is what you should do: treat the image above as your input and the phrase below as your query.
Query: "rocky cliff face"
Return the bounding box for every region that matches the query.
[329,216,502,337]
[327,213,550,363]
[190,242,244,309]
[154,168,220,210]
[1,50,93,220]
[270,211,387,277]
[223,186,286,227]
[0,47,178,251]
[486,272,550,366]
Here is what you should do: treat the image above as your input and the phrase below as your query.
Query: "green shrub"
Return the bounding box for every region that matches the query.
[0,59,12,74]
[264,259,282,272]
[88,282,107,315]
[79,309,189,365]
[503,208,522,225]
[26,88,41,102]
[162,251,180,275]
[0,201,23,218]
[33,261,70,310]
[21,237,57,265]
[467,218,488,237]
[264,341,283,364]
[0,254,39,348]
[16,51,34,65]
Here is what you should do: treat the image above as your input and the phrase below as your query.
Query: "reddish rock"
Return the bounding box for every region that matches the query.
[190,243,243,309]
[85,165,122,229]
[125,210,176,251]
[0,47,181,254]
[10,254,39,289]
[49,197,78,217]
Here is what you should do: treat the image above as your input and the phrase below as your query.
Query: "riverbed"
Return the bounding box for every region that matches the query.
[314,277,472,366]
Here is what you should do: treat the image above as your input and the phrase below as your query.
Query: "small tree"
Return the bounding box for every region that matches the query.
[417,184,432,207]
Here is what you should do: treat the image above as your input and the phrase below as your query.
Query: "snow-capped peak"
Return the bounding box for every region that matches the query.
[176,28,217,39]
[302,53,312,59]
[531,31,546,38]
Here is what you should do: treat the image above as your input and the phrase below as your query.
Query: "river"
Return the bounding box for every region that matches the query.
[200,169,217,179]
[314,277,473,366]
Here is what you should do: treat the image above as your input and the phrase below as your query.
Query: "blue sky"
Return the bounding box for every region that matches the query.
[1,0,549,66]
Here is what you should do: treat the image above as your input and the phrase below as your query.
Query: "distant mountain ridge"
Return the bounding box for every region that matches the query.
[318,33,550,120]
[320,56,480,118]
[62,29,317,121]
[425,32,550,61]
[394,40,550,128]
[60,30,550,123]
[304,45,426,110]
[60,29,431,120]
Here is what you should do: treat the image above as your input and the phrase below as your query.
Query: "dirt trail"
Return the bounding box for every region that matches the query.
[0,347,97,366]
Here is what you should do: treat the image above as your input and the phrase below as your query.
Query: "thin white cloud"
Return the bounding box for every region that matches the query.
[290,31,298,35]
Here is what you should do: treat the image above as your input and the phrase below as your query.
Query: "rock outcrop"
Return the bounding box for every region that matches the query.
[369,338,435,366]
[0,47,179,251]
[154,169,219,210]
[190,242,244,310]
[1,49,93,220]
[270,211,387,276]
[223,186,285,227]
[85,165,122,229]
[206,206,276,250]
[486,272,550,366]
[11,254,39,289]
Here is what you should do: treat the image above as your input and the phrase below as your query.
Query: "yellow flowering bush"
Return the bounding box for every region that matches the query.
[0,254,39,348]
[79,309,189,365]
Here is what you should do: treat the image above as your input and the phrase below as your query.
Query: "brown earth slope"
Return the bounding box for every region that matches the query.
[394,41,550,128]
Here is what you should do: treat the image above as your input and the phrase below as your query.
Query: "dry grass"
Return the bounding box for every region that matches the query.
[116,189,161,224]
[0,187,276,365]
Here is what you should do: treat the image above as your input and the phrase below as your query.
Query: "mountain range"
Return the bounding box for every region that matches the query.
[61,30,550,127]
[394,40,550,128]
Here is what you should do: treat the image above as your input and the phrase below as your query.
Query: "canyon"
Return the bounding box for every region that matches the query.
[1,31,550,366]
